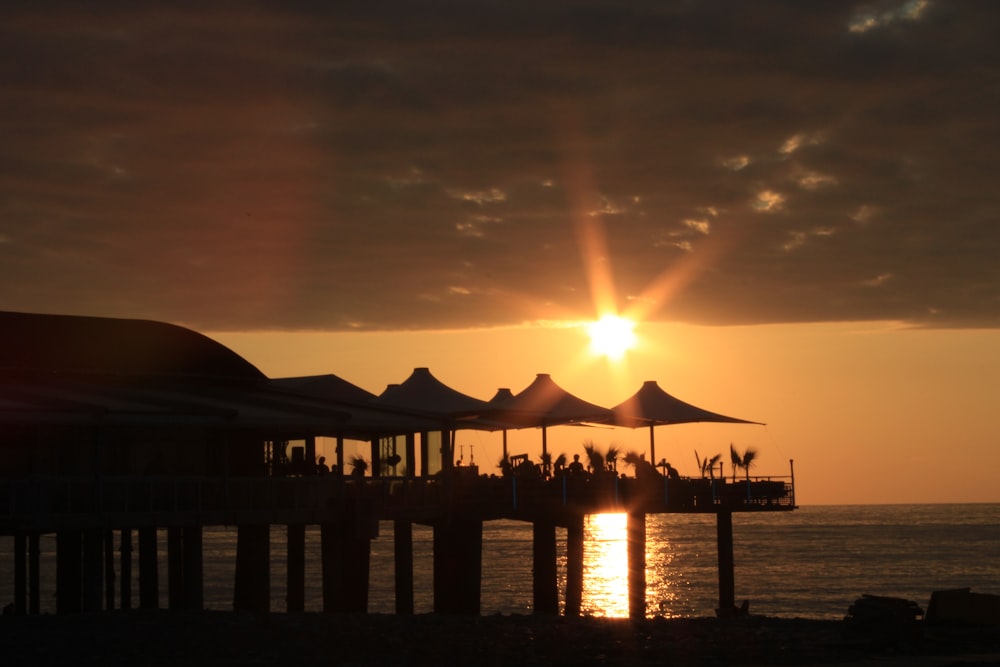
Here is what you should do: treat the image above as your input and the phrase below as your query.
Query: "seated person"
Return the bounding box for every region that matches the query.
[567,454,585,475]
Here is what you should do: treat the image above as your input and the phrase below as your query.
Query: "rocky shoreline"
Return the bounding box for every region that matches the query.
[2,611,999,666]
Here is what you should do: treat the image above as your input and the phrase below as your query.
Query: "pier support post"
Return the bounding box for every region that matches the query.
[532,519,558,614]
[14,532,26,614]
[394,519,414,615]
[286,523,306,612]
[321,519,372,613]
[404,434,416,478]
[120,528,132,610]
[82,528,104,611]
[167,526,184,609]
[628,512,647,620]
[183,526,204,610]
[104,529,116,610]
[56,530,83,613]
[29,533,40,614]
[15,532,44,614]
[565,515,584,617]
[234,524,271,612]
[138,526,159,609]
[432,518,482,614]
[716,510,736,615]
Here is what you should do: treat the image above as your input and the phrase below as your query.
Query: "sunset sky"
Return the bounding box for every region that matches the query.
[3,2,998,504]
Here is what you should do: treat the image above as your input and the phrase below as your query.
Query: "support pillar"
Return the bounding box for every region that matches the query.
[419,432,430,477]
[120,528,132,610]
[286,524,305,612]
[167,526,184,609]
[305,436,317,473]
[370,438,380,477]
[56,530,83,613]
[335,435,345,474]
[404,433,416,478]
[29,533,40,614]
[532,520,558,614]
[717,510,736,615]
[320,519,372,613]
[628,512,646,620]
[432,518,482,614]
[183,526,204,610]
[14,532,26,614]
[104,529,116,611]
[138,526,159,609]
[394,519,414,615]
[565,515,584,617]
[82,528,103,611]
[233,524,270,612]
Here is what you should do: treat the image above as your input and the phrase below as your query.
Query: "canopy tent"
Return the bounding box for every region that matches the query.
[268,373,441,441]
[373,367,493,469]
[487,387,516,460]
[611,380,764,467]
[270,373,377,404]
[375,367,490,417]
[488,373,613,476]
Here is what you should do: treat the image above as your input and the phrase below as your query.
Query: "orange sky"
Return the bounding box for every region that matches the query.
[211,321,1000,506]
[6,3,999,507]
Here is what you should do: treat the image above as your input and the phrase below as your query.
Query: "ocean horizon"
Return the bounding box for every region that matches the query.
[3,503,998,619]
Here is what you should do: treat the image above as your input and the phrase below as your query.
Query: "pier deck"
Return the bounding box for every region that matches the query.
[1,473,794,532]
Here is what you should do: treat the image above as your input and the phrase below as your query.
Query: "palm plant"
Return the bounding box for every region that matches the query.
[706,453,721,479]
[539,451,552,477]
[583,440,605,473]
[498,455,512,477]
[730,444,759,482]
[623,450,659,481]
[605,445,621,472]
[695,450,722,479]
[349,455,368,477]
[730,443,742,482]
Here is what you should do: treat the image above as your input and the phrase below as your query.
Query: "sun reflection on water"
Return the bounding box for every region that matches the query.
[582,512,630,617]
[581,512,684,618]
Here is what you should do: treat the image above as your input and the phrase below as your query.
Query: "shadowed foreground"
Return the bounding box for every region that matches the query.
[3,611,1000,666]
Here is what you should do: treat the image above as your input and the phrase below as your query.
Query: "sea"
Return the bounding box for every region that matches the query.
[2,503,998,619]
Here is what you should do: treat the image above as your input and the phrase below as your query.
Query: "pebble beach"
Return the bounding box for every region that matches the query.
[3,611,999,666]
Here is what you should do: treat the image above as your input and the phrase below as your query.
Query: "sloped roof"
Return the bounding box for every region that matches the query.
[488,387,515,406]
[270,374,377,405]
[0,311,265,381]
[611,380,763,427]
[490,373,612,427]
[0,311,351,435]
[268,373,441,438]
[374,367,490,418]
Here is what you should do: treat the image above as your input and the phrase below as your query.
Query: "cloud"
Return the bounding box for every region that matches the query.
[849,0,931,34]
[2,2,999,331]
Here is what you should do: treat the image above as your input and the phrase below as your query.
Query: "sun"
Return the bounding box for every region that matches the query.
[586,314,637,360]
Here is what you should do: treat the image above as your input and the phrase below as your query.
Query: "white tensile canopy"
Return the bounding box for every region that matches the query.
[488,373,613,474]
[611,380,764,467]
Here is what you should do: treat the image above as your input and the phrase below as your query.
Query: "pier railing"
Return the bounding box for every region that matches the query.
[0,473,794,532]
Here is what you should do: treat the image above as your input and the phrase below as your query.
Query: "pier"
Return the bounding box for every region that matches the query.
[0,310,796,618]
[2,470,794,617]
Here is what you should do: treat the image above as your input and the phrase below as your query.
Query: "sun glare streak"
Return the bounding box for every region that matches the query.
[625,230,741,325]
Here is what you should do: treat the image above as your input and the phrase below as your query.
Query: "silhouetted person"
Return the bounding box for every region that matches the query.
[665,461,680,480]
[568,454,585,475]
[316,456,329,474]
